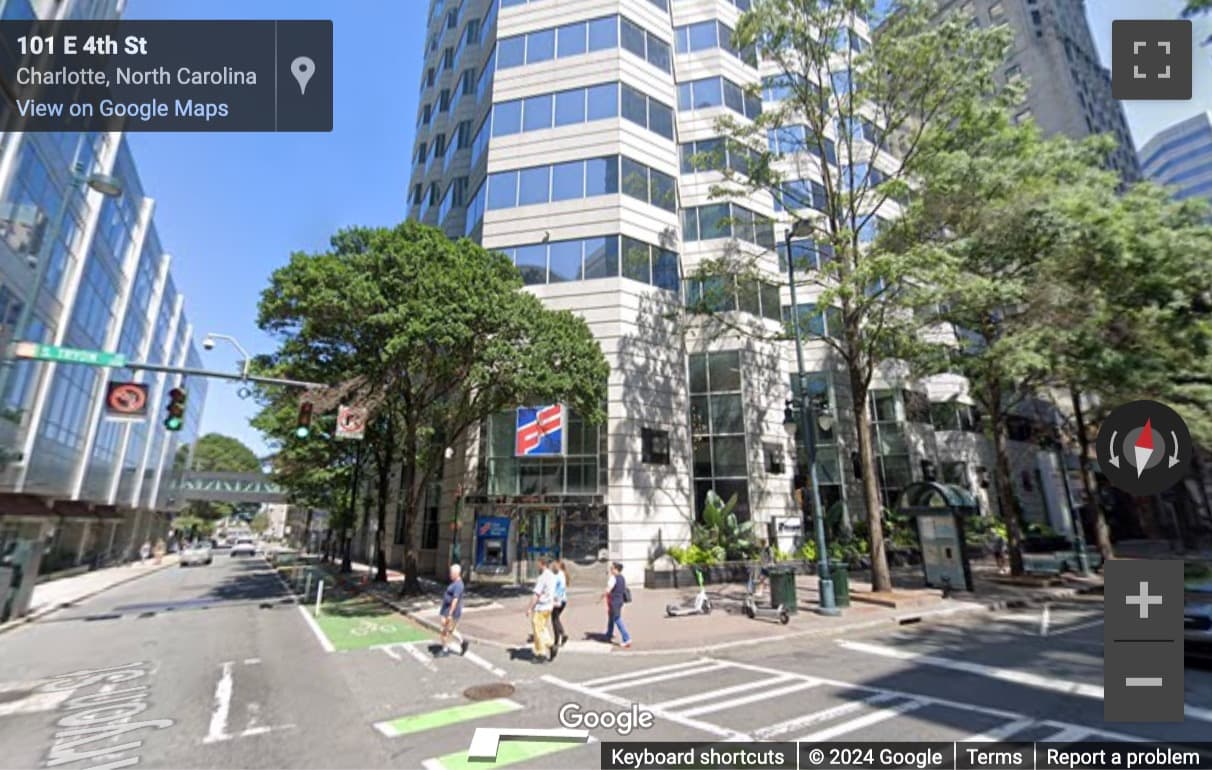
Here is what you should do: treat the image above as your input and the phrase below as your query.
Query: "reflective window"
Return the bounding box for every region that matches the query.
[621,84,647,127]
[678,76,760,119]
[551,160,584,201]
[549,240,583,282]
[492,16,666,73]
[495,234,674,292]
[498,35,524,68]
[588,16,617,51]
[527,28,555,63]
[558,22,587,57]
[522,93,553,131]
[682,202,774,247]
[620,17,645,59]
[487,171,518,209]
[492,99,521,136]
[689,350,750,522]
[518,166,550,206]
[555,88,586,126]
[586,83,618,120]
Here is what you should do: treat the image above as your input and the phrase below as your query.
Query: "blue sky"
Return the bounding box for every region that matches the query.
[121,0,1211,457]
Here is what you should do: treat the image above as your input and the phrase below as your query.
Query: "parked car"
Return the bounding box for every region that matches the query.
[180,543,213,567]
[230,538,257,557]
[1186,578,1212,662]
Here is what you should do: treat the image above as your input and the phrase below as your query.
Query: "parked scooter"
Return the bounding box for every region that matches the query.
[666,567,711,617]
[742,564,789,624]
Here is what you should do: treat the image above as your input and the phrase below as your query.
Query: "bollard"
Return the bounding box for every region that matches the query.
[315,580,324,617]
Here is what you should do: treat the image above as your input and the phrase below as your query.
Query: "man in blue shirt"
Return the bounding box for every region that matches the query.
[439,563,469,656]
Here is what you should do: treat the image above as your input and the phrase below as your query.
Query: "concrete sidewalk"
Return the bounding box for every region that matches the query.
[0,555,180,634]
[314,557,1103,656]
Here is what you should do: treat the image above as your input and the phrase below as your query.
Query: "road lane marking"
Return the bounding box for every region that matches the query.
[677,679,819,718]
[243,658,260,665]
[580,658,710,688]
[1040,603,1050,636]
[423,736,593,770]
[837,639,1212,724]
[297,605,334,652]
[753,693,900,739]
[963,718,1037,742]
[596,661,727,692]
[373,698,522,738]
[654,675,794,711]
[467,727,589,760]
[400,643,438,672]
[463,650,506,678]
[202,662,234,744]
[1039,725,1091,742]
[1049,618,1104,636]
[542,674,750,740]
[798,699,924,741]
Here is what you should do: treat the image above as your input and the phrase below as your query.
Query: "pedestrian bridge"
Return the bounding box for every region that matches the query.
[168,472,286,504]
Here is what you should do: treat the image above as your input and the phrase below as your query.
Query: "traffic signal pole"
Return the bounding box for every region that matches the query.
[122,359,325,390]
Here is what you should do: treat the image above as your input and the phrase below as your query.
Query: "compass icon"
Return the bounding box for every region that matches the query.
[1097,401,1191,496]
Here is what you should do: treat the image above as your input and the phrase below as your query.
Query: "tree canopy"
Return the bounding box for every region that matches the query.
[254,221,609,586]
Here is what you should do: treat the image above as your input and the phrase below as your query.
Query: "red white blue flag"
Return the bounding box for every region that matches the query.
[515,404,564,456]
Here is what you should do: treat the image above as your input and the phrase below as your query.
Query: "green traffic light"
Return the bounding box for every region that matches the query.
[164,417,183,431]
[295,426,310,439]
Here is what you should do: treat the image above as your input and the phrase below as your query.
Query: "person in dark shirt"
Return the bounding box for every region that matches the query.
[438,563,469,656]
[600,561,631,648]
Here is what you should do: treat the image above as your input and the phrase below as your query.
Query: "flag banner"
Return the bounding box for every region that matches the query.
[515,404,564,456]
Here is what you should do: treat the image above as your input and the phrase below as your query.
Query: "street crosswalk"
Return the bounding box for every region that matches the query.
[543,656,1151,745]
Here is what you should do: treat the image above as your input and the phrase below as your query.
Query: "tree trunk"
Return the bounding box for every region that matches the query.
[988,399,1026,576]
[851,367,891,592]
[398,421,424,595]
[1069,386,1113,560]
[340,526,352,573]
[374,427,396,583]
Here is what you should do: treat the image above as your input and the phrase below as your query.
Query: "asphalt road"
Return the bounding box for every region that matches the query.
[0,561,1209,770]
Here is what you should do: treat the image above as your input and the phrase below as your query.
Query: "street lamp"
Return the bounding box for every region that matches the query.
[0,134,124,416]
[783,223,840,616]
[202,333,252,379]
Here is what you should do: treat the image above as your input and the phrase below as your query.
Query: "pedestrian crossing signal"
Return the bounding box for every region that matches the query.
[164,387,186,431]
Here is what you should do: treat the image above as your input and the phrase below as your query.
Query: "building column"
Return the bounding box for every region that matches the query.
[73,519,92,566]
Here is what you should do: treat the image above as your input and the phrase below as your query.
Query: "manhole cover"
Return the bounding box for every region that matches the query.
[463,683,515,701]
[0,689,33,705]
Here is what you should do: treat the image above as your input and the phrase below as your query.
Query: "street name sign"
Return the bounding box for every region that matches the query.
[13,341,125,368]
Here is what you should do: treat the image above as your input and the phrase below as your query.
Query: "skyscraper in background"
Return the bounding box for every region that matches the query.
[1140,111,1212,204]
[401,0,1090,581]
[935,0,1141,181]
[0,0,208,578]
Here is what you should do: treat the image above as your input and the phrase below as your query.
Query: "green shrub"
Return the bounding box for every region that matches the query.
[665,543,721,566]
[798,540,818,562]
[691,490,758,561]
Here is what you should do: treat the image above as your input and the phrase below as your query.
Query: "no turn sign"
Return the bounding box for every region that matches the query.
[105,381,150,421]
[336,405,367,440]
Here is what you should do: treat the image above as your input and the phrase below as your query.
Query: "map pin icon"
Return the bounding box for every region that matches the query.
[291,56,315,95]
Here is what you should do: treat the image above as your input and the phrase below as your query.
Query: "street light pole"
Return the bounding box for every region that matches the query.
[203,333,252,379]
[0,134,123,418]
[1049,432,1089,575]
[784,227,839,616]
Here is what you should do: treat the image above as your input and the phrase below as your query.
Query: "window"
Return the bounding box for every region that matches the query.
[442,47,454,70]
[496,16,666,73]
[764,443,785,474]
[682,203,774,247]
[527,28,555,63]
[558,21,587,57]
[493,99,522,136]
[678,77,760,119]
[484,156,623,211]
[551,160,584,201]
[498,35,525,67]
[642,428,670,465]
[446,9,458,29]
[685,276,781,319]
[587,83,618,120]
[588,16,617,51]
[439,89,451,112]
[690,351,750,522]
[522,93,553,131]
[495,234,674,292]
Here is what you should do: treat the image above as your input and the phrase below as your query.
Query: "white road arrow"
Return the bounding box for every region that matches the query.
[1169,431,1181,468]
[467,727,589,761]
[1108,431,1120,468]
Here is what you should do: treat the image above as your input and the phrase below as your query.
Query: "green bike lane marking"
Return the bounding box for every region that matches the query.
[313,596,432,651]
[374,698,522,737]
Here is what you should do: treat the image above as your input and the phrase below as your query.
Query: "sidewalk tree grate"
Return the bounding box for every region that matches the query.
[463,683,514,701]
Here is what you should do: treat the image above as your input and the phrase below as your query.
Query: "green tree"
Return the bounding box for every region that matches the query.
[249,512,270,535]
[174,433,263,521]
[690,0,1014,591]
[257,222,609,591]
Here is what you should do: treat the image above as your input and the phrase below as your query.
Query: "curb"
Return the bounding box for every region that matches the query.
[0,558,180,636]
[345,571,1105,657]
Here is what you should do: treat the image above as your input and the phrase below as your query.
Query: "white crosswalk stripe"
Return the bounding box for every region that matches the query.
[560,656,1164,746]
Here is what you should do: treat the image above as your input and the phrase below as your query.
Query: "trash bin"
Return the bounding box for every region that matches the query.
[830,563,850,608]
[768,566,798,614]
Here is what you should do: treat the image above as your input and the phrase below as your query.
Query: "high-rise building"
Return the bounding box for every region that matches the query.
[936,0,1140,181]
[1140,111,1212,205]
[402,0,1090,581]
[0,0,208,579]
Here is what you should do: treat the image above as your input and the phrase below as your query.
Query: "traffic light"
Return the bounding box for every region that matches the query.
[164,387,186,431]
[295,401,313,439]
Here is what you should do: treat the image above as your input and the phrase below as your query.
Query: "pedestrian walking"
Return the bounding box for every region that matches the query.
[139,541,151,565]
[153,539,166,565]
[551,560,569,647]
[525,557,557,662]
[438,563,469,657]
[990,530,1007,574]
[601,561,631,648]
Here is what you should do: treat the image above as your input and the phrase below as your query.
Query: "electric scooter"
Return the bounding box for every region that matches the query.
[666,567,711,617]
[742,565,789,624]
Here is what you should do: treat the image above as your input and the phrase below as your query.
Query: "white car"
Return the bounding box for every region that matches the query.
[230,538,257,557]
[180,543,213,566]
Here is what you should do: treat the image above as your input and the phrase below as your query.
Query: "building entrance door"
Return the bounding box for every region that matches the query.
[522,508,557,579]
